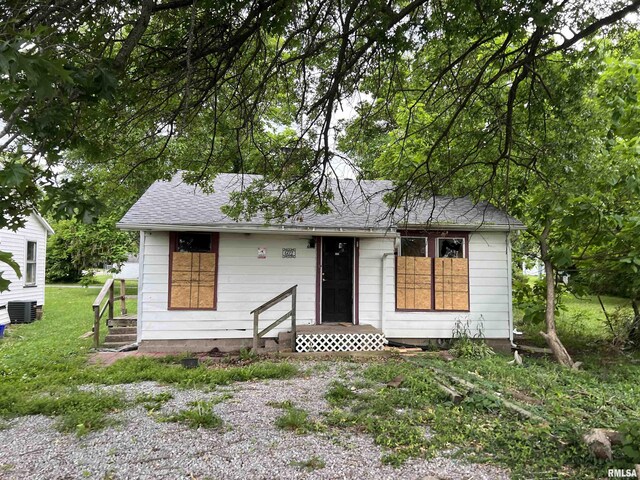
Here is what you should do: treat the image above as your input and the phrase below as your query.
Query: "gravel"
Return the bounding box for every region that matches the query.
[0,362,510,480]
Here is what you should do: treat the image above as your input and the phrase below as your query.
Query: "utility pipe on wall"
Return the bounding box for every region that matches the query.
[381,252,394,333]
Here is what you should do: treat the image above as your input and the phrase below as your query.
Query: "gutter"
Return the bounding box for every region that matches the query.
[506,234,515,346]
[118,222,526,235]
[116,223,395,238]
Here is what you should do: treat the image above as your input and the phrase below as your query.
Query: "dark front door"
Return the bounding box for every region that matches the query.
[322,237,353,323]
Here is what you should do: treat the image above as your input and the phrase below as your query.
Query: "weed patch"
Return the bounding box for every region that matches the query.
[135,392,174,412]
[163,400,224,429]
[273,402,325,434]
[320,356,640,478]
[290,456,326,471]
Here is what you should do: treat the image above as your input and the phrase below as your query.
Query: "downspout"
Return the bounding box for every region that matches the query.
[381,252,394,333]
[137,231,145,344]
[506,233,515,346]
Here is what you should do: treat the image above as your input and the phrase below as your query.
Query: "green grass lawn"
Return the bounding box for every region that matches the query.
[515,290,634,352]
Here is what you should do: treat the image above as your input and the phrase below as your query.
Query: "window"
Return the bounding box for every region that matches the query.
[396,232,469,311]
[437,238,465,258]
[25,241,37,286]
[400,237,427,257]
[177,233,211,252]
[169,232,219,310]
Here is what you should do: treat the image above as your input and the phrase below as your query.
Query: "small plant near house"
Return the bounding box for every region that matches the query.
[163,400,224,429]
[449,316,494,359]
[238,347,258,362]
[289,455,326,472]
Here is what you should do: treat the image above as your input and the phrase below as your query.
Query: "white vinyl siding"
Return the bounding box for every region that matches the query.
[0,213,49,307]
[139,232,317,340]
[138,230,513,342]
[359,232,511,339]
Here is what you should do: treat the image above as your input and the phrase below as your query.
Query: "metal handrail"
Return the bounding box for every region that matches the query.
[252,285,297,351]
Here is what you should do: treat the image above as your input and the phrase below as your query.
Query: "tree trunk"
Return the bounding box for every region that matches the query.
[538,223,575,368]
[629,299,640,345]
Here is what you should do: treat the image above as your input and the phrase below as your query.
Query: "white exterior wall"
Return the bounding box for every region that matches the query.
[139,230,513,341]
[359,231,512,339]
[0,213,49,308]
[139,231,317,340]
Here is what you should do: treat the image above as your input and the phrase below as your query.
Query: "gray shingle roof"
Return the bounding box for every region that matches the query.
[118,173,524,232]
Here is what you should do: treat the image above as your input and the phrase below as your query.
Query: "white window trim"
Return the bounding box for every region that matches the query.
[399,236,428,257]
[436,237,466,258]
[24,240,38,287]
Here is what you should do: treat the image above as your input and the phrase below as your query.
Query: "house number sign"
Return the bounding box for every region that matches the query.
[282,248,296,258]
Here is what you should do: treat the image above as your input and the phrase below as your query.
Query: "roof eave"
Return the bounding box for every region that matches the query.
[116,222,396,237]
[400,222,526,232]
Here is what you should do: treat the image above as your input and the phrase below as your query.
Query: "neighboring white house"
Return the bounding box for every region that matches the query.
[0,212,54,325]
[117,173,525,353]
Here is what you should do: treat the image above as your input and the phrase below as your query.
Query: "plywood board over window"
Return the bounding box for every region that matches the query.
[396,256,432,310]
[434,258,469,311]
[169,232,218,310]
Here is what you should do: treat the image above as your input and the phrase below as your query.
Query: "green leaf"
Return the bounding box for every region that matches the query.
[0,250,21,292]
[0,162,30,187]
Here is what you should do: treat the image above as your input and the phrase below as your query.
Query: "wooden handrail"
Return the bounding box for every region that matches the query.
[250,285,297,314]
[252,285,297,352]
[92,278,131,348]
[92,279,114,308]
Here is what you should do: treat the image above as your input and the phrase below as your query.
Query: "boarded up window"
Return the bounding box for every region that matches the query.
[396,256,432,310]
[169,232,218,309]
[434,258,469,311]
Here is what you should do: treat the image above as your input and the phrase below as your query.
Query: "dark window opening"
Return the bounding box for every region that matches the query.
[400,237,427,257]
[438,238,464,258]
[176,232,212,252]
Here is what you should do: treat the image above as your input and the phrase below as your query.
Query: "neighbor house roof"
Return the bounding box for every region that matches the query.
[117,173,524,234]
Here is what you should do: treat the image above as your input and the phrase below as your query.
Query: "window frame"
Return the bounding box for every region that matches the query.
[436,237,466,259]
[24,240,37,287]
[168,231,220,311]
[395,231,470,312]
[399,236,428,257]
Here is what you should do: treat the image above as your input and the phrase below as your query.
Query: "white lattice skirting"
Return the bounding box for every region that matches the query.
[296,333,387,353]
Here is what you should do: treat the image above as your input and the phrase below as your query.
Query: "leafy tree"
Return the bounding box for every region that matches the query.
[0,0,638,358]
[46,217,137,283]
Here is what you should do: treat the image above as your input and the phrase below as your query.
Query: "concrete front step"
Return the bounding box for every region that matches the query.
[103,342,134,349]
[108,326,137,335]
[108,318,137,328]
[104,333,137,344]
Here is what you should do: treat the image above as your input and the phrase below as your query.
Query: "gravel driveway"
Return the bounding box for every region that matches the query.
[0,362,510,480]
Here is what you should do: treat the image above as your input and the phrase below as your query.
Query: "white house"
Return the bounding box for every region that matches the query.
[0,212,54,325]
[117,173,524,353]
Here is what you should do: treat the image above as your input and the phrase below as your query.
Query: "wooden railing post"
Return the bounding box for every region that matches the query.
[93,305,100,349]
[92,278,115,349]
[119,279,127,315]
[253,311,260,351]
[291,286,297,352]
[108,281,114,325]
